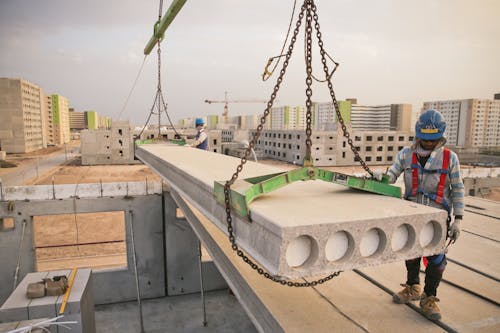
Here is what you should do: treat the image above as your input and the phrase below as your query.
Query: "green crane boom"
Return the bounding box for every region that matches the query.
[144,0,188,55]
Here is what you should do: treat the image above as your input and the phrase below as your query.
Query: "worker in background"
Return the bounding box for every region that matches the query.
[189,118,209,150]
[376,109,464,320]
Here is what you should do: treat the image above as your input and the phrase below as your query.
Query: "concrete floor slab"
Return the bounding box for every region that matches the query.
[362,263,500,332]
[95,290,257,333]
[137,144,448,278]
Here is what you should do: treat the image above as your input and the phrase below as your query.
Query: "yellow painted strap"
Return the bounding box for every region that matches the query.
[420,128,439,133]
[59,268,77,315]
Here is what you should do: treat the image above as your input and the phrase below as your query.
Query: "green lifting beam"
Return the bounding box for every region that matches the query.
[144,0,188,55]
[214,168,401,219]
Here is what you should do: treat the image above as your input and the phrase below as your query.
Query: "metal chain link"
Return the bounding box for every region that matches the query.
[311,3,373,176]
[223,0,341,288]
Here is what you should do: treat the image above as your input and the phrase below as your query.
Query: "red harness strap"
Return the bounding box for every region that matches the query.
[435,148,450,204]
[411,153,419,197]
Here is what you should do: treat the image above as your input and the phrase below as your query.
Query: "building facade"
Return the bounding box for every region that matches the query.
[50,94,71,145]
[0,78,46,153]
[81,121,135,165]
[269,106,307,130]
[423,97,500,148]
[250,128,414,166]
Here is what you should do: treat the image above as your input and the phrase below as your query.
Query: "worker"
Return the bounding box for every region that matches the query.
[189,118,209,150]
[377,109,464,320]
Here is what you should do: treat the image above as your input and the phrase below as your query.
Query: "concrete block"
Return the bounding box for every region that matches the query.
[137,144,448,279]
[0,269,95,333]
[0,151,6,160]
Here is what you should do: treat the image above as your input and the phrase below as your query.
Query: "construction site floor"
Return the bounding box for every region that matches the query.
[89,196,500,333]
[169,194,499,333]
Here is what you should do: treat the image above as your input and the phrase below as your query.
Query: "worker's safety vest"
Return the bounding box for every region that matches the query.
[407,148,451,214]
[195,130,209,150]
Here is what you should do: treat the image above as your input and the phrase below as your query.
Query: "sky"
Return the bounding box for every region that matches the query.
[1,0,499,126]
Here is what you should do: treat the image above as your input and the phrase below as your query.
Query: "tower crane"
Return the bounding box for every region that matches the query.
[204,91,268,124]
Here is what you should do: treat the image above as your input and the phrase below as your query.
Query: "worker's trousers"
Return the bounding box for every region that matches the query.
[405,254,447,297]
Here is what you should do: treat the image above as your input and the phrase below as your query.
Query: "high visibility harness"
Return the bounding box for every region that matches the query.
[408,148,451,215]
[409,148,452,266]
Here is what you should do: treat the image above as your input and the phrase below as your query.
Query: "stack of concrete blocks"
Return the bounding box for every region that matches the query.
[81,121,136,165]
[0,269,95,333]
[0,151,6,160]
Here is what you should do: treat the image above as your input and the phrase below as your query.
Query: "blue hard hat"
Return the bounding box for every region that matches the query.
[195,118,204,127]
[415,109,446,140]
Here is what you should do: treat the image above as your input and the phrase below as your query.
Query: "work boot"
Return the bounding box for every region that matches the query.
[420,293,442,320]
[392,283,422,304]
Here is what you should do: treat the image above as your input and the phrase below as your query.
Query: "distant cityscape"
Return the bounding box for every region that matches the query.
[1,77,499,167]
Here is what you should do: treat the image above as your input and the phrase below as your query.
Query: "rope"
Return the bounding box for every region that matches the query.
[117,55,147,121]
[262,0,297,81]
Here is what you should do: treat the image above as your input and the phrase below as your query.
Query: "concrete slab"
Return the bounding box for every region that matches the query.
[447,232,500,279]
[359,261,500,332]
[137,144,448,278]
[465,197,500,218]
[171,191,448,333]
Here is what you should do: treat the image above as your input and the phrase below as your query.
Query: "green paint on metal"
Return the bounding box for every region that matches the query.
[144,0,188,55]
[214,168,401,219]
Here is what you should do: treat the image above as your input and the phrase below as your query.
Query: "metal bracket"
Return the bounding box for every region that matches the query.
[214,167,401,220]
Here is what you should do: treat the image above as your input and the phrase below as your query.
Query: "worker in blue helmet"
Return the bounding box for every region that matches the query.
[379,109,464,320]
[189,118,209,150]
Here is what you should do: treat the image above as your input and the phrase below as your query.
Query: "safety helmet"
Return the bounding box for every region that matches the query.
[195,118,204,127]
[415,109,446,140]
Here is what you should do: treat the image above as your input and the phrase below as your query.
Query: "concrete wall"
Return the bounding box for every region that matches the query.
[0,183,226,307]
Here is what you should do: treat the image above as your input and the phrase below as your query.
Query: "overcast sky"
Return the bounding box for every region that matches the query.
[1,0,499,126]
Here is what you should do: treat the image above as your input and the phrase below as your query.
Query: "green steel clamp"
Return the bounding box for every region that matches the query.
[214,167,401,219]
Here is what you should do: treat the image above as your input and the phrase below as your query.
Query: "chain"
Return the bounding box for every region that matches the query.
[223,0,341,288]
[304,4,313,164]
[311,3,373,176]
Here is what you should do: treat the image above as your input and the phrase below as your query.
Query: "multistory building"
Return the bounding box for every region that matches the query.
[314,100,351,130]
[350,104,392,131]
[250,127,413,166]
[69,109,87,130]
[0,78,46,153]
[423,97,500,148]
[50,94,70,145]
[270,106,306,130]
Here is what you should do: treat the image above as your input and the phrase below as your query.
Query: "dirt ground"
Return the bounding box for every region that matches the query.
[29,162,161,185]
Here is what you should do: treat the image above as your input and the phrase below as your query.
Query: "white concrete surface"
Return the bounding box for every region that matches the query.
[137,144,448,278]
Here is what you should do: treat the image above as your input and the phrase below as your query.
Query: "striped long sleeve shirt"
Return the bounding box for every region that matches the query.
[387,144,465,217]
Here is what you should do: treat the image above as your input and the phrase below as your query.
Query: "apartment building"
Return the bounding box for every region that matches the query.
[269,106,306,130]
[250,128,413,166]
[50,94,71,145]
[69,109,87,130]
[314,100,351,130]
[0,78,46,153]
[423,96,500,148]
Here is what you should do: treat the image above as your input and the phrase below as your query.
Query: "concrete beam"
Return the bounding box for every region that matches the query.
[136,144,448,279]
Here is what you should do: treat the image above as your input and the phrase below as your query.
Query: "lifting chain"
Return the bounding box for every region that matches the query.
[223,0,346,288]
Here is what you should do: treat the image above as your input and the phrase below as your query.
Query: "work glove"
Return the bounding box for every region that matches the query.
[448,216,462,243]
[371,170,385,181]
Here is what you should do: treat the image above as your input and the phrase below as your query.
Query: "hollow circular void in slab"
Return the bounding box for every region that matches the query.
[325,231,353,262]
[360,228,386,257]
[419,220,442,248]
[286,235,316,268]
[391,224,415,252]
